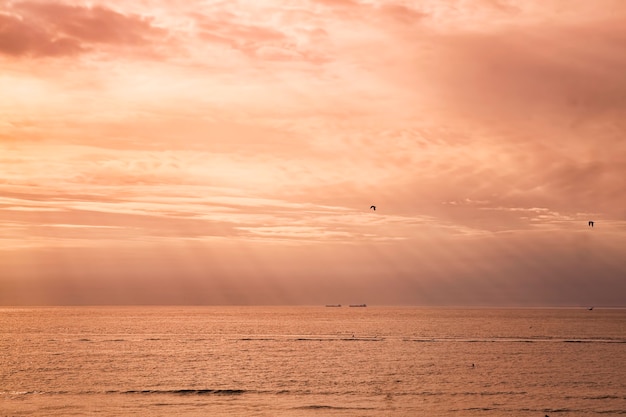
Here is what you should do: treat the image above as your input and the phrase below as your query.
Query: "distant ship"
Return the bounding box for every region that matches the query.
[325,304,342,307]
[349,304,367,307]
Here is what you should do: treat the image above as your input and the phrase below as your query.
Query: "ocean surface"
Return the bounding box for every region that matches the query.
[1,306,625,416]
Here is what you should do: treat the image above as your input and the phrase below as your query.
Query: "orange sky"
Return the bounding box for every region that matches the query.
[1,0,625,306]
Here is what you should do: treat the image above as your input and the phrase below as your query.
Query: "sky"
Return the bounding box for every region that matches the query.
[1,0,625,306]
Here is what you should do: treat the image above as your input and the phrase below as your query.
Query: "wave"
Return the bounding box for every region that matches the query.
[236,336,625,343]
[239,336,383,342]
[465,407,496,411]
[454,391,528,396]
[402,337,626,344]
[2,389,246,397]
[454,406,626,415]
[296,405,347,410]
[1,391,41,396]
[294,405,375,411]
[240,338,276,341]
[119,389,245,396]
[567,395,626,400]
[295,337,381,342]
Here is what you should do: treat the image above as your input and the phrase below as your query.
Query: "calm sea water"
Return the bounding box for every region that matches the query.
[1,307,625,416]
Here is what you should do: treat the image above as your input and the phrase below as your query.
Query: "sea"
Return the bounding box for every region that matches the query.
[1,306,625,416]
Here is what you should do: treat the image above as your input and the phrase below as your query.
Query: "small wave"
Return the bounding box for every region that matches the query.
[451,391,528,397]
[4,389,246,397]
[121,389,245,396]
[402,337,626,344]
[240,338,276,341]
[1,390,70,396]
[240,335,383,342]
[403,338,436,342]
[295,337,381,342]
[579,395,625,400]
[295,405,374,411]
[1,391,36,396]
[340,337,381,341]
[297,405,345,410]
[562,339,626,343]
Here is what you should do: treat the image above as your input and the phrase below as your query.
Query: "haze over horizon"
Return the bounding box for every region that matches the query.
[1,0,625,306]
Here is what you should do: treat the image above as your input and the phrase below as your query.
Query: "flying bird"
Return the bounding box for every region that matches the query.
[588,220,594,227]
[370,205,376,211]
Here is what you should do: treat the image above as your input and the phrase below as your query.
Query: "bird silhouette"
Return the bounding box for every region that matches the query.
[370,205,376,211]
[588,220,594,227]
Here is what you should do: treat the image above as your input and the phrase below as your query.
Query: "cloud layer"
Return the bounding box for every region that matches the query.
[1,0,625,305]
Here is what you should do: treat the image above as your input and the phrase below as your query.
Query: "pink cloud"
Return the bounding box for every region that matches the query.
[0,1,166,57]
[311,0,360,7]
[0,13,83,56]
[197,23,286,55]
[378,4,427,25]
[311,0,427,25]
[193,13,329,63]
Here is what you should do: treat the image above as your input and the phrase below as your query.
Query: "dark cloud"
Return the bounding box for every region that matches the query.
[0,13,83,56]
[371,18,626,222]
[0,1,166,57]
[427,20,626,126]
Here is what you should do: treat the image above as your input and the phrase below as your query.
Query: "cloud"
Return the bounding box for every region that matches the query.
[0,1,167,57]
[346,13,626,223]
[1,0,626,305]
[378,4,427,25]
[429,21,626,124]
[0,12,83,56]
[191,10,330,63]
